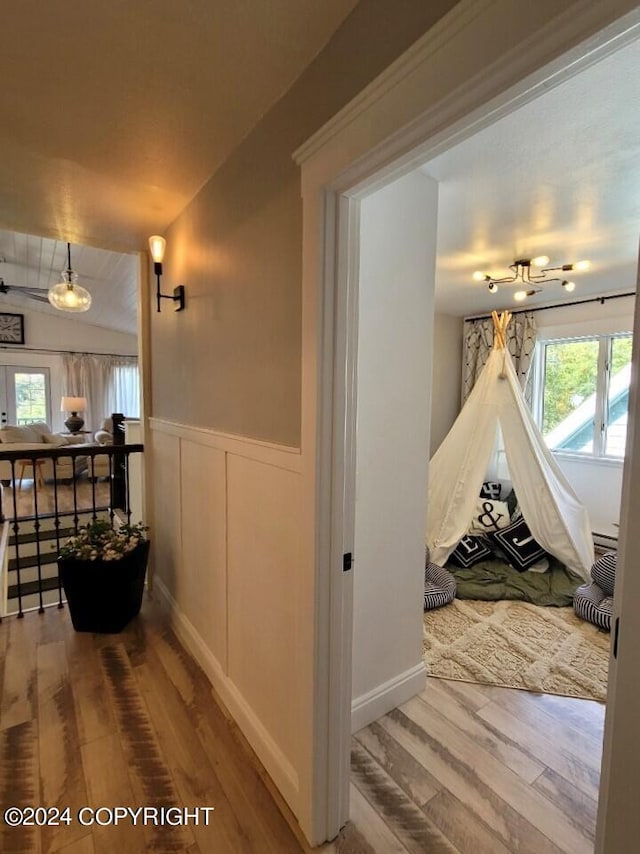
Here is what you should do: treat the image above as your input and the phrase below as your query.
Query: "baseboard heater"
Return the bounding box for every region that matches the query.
[593,531,618,550]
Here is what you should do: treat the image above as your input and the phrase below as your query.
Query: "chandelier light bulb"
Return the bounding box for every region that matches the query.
[574,260,591,272]
[514,290,527,302]
[531,255,550,267]
[562,280,576,292]
[488,282,498,294]
[472,270,487,282]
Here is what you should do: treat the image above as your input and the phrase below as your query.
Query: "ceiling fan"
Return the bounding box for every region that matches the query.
[0,277,51,304]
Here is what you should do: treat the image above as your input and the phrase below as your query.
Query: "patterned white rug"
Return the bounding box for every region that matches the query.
[423,598,610,702]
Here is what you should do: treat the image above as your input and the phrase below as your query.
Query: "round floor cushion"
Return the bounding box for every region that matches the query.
[573,583,613,632]
[424,562,456,611]
[573,552,617,632]
[591,552,616,597]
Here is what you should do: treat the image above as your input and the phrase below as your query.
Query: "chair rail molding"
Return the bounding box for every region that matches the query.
[148,417,301,472]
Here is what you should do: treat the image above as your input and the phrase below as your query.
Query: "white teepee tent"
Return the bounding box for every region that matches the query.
[427,311,594,580]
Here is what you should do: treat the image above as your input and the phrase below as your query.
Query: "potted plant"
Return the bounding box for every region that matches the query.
[58,519,150,633]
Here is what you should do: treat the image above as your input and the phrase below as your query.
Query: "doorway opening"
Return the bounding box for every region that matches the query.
[316,13,640,850]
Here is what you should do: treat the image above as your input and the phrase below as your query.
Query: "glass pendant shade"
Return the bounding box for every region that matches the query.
[48,269,92,312]
[48,243,92,312]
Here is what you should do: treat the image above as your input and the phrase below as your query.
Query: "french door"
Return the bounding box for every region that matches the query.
[0,366,52,427]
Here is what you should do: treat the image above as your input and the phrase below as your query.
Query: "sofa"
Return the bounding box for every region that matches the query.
[90,417,114,479]
[0,422,87,484]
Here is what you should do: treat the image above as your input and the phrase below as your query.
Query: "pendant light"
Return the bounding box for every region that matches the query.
[47,242,92,312]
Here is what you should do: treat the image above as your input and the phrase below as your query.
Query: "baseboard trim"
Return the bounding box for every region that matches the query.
[351,661,427,734]
[153,576,300,812]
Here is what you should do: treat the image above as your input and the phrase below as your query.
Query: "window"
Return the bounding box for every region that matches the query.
[14,371,49,424]
[534,333,632,458]
[0,367,52,426]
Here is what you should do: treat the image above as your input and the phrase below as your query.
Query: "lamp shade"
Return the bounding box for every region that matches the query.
[61,396,87,413]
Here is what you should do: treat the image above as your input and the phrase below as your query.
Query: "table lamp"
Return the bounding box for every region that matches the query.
[61,396,87,433]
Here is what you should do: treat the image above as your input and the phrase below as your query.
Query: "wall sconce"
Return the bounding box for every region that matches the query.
[148,235,186,312]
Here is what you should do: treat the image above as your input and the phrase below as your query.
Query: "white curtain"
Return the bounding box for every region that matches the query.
[462,312,537,402]
[63,354,139,432]
[106,358,140,418]
[63,354,111,432]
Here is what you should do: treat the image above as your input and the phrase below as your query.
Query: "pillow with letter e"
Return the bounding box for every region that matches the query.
[480,481,502,500]
[449,535,492,568]
[490,517,547,572]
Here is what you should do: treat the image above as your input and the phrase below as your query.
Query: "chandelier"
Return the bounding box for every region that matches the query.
[473,256,590,302]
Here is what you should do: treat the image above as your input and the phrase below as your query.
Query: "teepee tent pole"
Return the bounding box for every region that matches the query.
[491,309,512,350]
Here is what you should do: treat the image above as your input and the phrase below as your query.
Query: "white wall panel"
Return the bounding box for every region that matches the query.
[149,418,302,812]
[179,440,227,669]
[226,453,302,771]
[149,429,182,595]
[556,456,623,539]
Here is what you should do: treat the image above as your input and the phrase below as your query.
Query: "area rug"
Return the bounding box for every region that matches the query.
[423,598,610,702]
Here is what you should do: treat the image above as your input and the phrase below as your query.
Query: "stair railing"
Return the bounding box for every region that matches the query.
[0,442,144,619]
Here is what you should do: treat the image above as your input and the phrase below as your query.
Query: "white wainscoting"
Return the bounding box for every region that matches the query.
[149,417,303,812]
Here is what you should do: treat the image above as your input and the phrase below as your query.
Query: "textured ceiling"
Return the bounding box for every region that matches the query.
[0,0,358,252]
[0,1,359,335]
[423,37,640,317]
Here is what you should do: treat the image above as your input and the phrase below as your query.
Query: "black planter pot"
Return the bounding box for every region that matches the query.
[59,540,150,633]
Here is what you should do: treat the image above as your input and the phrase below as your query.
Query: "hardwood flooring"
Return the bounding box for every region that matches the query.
[351,677,605,853]
[1,475,111,521]
[0,595,605,852]
[0,597,311,854]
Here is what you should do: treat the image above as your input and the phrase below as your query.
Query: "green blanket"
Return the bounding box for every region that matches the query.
[448,556,583,607]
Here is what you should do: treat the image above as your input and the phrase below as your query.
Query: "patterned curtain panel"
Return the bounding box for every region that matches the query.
[462,318,495,403]
[462,312,537,403]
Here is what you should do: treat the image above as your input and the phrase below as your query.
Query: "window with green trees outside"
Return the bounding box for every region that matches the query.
[536,333,632,458]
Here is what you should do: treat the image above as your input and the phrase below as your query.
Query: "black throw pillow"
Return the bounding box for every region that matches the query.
[480,481,502,500]
[449,535,492,568]
[490,518,547,572]
[505,488,518,517]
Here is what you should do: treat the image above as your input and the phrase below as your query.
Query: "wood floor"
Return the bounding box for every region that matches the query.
[1,475,111,520]
[0,596,312,854]
[350,677,605,853]
[0,596,605,853]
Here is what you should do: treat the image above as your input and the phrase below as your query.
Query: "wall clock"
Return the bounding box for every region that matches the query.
[0,313,25,344]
